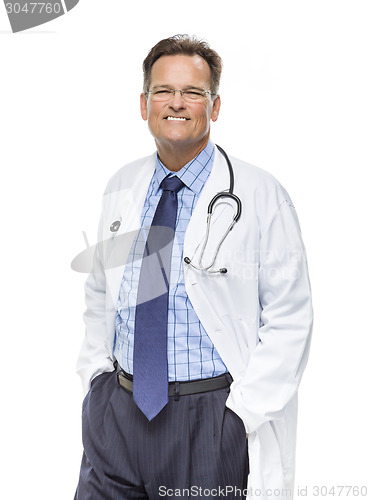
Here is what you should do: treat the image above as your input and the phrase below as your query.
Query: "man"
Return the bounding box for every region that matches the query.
[74,35,313,500]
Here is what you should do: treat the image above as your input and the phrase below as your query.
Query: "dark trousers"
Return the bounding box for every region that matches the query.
[74,370,249,499]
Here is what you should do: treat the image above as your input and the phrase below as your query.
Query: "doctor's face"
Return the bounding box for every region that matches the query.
[140,54,220,153]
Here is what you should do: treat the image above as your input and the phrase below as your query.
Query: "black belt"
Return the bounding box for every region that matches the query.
[116,366,232,398]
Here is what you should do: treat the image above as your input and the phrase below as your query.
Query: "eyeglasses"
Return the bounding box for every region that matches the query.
[145,87,216,103]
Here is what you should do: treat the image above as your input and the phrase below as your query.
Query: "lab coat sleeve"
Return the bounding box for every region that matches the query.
[76,210,115,395]
[228,201,313,434]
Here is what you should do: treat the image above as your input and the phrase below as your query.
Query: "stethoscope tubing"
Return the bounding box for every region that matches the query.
[184,145,242,274]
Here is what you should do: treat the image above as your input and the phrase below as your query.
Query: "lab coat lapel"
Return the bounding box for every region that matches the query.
[183,147,248,377]
[105,154,156,308]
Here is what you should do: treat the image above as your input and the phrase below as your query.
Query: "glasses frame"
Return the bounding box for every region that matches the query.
[145,87,217,102]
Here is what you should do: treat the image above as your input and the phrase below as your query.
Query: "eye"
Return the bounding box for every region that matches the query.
[153,90,172,96]
[184,90,203,98]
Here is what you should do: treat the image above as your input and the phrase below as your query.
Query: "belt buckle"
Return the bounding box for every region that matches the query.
[174,381,180,401]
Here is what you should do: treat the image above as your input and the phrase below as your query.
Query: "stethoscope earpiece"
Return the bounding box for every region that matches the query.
[183,256,228,274]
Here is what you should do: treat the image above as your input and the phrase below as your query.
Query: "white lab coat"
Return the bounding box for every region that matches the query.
[76,147,313,500]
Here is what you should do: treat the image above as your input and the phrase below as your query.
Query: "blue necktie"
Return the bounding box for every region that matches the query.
[133,175,185,421]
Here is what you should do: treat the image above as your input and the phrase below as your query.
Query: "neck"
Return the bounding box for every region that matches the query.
[156,137,210,172]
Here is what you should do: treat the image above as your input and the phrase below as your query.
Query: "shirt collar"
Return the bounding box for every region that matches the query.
[153,140,215,196]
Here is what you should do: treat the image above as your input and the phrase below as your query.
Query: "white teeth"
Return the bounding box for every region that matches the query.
[166,116,187,121]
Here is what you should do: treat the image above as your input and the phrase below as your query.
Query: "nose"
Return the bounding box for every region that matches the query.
[169,90,186,110]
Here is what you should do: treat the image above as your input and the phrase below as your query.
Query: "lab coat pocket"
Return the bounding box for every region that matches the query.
[214,262,259,324]
[208,261,259,323]
[238,318,258,353]
[236,262,259,324]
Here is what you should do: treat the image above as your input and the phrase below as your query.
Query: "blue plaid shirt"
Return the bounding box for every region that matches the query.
[114,140,228,381]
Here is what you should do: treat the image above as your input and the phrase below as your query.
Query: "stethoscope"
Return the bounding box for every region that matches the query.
[183,145,242,274]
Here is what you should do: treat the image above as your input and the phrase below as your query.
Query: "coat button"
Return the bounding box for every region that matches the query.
[110,220,121,232]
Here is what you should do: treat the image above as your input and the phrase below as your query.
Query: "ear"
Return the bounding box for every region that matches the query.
[211,95,221,122]
[140,93,148,121]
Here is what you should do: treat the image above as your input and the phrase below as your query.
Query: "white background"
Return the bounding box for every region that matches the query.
[1,1,368,498]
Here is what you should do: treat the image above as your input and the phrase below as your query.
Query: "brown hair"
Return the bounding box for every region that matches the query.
[142,34,222,97]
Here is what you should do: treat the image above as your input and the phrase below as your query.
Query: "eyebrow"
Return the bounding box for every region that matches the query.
[151,85,206,91]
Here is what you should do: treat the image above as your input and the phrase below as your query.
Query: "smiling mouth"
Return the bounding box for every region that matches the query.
[165,116,189,121]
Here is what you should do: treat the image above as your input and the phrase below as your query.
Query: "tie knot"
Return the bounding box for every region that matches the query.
[160,175,185,194]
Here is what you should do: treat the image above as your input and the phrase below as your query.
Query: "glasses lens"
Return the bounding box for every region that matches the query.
[183,90,205,102]
[149,89,208,102]
[151,90,173,101]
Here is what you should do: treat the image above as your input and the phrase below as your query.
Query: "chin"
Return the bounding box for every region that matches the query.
[162,134,192,145]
